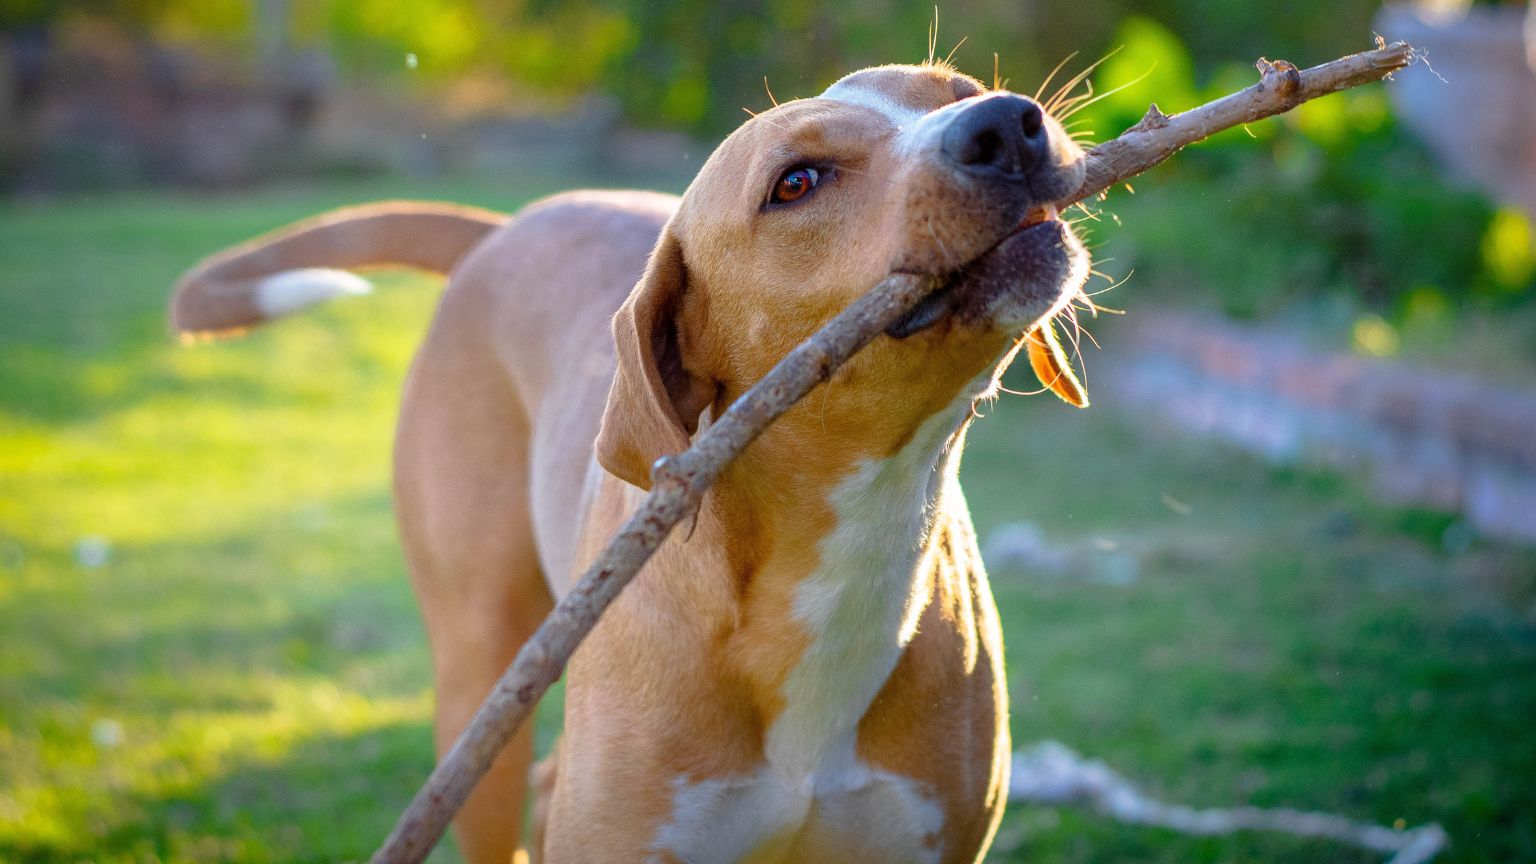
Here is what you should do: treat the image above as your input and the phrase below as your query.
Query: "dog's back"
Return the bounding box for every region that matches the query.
[170,189,678,862]
[396,189,678,598]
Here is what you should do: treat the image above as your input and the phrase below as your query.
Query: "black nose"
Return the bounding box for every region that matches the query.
[941,93,1048,177]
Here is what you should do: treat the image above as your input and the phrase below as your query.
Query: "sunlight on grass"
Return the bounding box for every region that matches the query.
[2,682,431,850]
[1,271,435,549]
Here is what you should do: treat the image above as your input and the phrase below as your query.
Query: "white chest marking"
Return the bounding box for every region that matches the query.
[818,75,978,161]
[764,401,967,784]
[649,387,987,863]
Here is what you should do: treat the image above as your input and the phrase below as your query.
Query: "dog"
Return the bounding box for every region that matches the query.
[171,60,1090,864]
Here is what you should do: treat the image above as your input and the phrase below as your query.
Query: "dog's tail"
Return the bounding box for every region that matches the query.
[169,201,505,338]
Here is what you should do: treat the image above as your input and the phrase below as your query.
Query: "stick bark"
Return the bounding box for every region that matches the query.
[370,40,1414,864]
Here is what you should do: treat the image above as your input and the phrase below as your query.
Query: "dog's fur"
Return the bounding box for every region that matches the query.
[172,63,1089,863]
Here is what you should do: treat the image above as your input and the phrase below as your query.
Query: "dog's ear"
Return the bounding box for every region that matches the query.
[1026,320,1089,408]
[595,225,716,489]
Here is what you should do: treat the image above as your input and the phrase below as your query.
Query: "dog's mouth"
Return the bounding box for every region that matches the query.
[1017,204,1060,231]
[885,204,1084,339]
[885,203,1092,406]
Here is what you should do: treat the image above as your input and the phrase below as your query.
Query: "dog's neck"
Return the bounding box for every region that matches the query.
[706,389,980,787]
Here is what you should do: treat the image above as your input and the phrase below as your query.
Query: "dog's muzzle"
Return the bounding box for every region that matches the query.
[885,93,1088,339]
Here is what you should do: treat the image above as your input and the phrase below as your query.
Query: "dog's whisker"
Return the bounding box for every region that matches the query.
[1070,309,1104,351]
[998,381,1052,397]
[925,215,956,265]
[1059,308,1097,370]
[1057,65,1156,120]
[1042,47,1122,114]
[1050,81,1098,114]
[743,110,793,133]
[942,35,968,69]
[1060,308,1082,354]
[1075,289,1127,313]
[1047,81,1094,117]
[1075,287,1124,312]
[1034,52,1080,102]
[1081,271,1134,306]
[926,8,939,66]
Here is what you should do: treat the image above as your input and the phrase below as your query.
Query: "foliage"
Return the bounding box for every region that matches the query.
[11,2,1529,329]
[2,173,1536,863]
[6,0,1381,131]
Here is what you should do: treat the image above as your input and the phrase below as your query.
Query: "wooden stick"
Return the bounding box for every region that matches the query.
[1074,39,1414,202]
[369,40,1415,864]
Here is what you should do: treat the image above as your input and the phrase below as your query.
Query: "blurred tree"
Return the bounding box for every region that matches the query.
[2,0,1387,133]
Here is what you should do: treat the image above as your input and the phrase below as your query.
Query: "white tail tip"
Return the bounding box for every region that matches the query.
[253,268,372,319]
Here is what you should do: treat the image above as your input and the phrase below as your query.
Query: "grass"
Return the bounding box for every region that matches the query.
[2,173,1534,864]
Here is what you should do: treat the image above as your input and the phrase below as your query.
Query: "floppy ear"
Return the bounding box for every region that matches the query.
[595,226,716,489]
[1025,320,1089,408]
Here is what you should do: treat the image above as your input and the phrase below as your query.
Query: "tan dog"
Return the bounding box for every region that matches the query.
[172,62,1089,864]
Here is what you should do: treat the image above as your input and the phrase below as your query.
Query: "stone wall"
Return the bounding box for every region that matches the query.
[1101,312,1536,545]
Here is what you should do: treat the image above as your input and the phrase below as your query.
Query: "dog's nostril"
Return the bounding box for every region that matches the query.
[1020,102,1044,138]
[970,131,1001,167]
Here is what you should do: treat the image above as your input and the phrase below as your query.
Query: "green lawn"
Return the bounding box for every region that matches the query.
[2,175,1533,864]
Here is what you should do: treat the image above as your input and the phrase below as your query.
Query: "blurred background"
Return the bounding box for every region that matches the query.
[1,1,1534,862]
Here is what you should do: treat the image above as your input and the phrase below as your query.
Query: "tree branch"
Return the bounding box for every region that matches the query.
[369,40,1416,864]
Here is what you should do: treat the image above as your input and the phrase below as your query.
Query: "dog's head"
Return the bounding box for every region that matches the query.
[598,64,1092,488]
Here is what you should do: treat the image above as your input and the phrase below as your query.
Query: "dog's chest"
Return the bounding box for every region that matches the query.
[649,404,970,863]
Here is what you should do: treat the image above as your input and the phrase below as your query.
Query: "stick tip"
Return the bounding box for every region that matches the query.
[1367,35,1416,72]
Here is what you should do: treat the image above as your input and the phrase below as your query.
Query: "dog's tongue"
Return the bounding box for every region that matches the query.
[1026,320,1088,407]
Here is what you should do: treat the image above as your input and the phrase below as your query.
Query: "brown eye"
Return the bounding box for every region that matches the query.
[771,167,820,204]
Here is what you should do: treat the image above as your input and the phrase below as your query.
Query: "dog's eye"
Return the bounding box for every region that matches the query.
[770,167,820,204]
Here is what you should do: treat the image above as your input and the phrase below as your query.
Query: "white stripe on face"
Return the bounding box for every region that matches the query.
[818,73,980,160]
[818,77,927,128]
